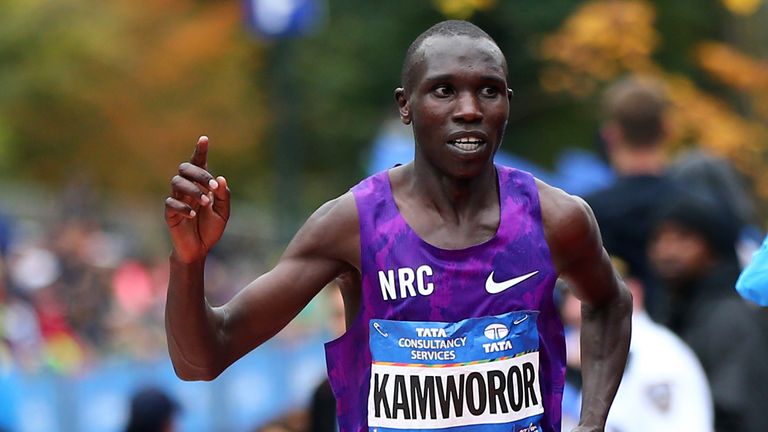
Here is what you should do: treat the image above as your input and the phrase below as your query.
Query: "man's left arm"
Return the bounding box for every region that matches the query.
[539,182,632,431]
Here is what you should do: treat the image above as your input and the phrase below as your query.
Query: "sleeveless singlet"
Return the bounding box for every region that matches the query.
[325,165,565,432]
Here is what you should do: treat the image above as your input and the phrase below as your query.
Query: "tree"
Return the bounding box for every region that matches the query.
[538,0,768,201]
[0,0,268,201]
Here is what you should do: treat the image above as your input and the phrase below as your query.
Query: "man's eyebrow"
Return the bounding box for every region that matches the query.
[422,73,455,84]
[479,75,507,85]
[422,74,507,85]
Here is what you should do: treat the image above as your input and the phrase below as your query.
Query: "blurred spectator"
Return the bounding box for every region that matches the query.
[669,150,762,266]
[255,409,307,432]
[606,258,713,431]
[649,193,768,432]
[669,150,756,230]
[49,218,116,349]
[736,233,768,306]
[558,258,714,432]
[0,211,11,259]
[585,76,674,319]
[309,380,336,432]
[257,423,294,432]
[124,387,180,432]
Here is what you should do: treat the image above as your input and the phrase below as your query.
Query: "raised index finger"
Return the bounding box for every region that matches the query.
[190,136,209,169]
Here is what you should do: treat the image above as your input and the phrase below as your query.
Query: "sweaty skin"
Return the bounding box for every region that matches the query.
[164,33,631,431]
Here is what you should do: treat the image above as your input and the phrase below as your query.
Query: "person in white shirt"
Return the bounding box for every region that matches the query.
[560,258,713,432]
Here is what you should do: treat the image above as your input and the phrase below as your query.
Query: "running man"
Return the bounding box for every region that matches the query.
[164,20,631,432]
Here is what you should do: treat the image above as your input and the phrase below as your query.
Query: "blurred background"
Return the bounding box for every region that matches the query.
[0,0,767,431]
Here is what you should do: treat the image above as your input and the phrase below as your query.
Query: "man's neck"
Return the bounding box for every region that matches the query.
[408,159,498,222]
[611,146,666,177]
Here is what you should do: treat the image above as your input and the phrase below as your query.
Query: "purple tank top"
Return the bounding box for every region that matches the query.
[325,166,565,432]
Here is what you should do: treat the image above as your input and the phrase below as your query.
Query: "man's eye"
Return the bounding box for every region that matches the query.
[433,85,453,97]
[480,87,499,97]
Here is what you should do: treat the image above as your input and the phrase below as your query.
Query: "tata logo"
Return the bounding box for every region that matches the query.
[483,323,509,340]
[377,265,434,301]
[483,323,513,354]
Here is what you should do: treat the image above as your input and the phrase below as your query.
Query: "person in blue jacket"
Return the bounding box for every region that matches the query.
[736,234,768,306]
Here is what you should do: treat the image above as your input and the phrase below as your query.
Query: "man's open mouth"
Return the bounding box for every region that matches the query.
[447,137,486,152]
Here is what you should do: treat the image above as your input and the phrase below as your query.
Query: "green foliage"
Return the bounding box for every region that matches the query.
[0,0,266,201]
[654,0,723,75]
[0,0,737,215]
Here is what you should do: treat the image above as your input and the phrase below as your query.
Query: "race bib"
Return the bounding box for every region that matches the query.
[367,311,543,432]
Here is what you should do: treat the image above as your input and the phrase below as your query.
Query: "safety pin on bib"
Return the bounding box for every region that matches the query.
[373,322,388,337]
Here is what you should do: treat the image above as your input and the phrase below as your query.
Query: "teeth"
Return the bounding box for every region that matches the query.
[453,137,483,144]
[453,142,480,151]
[448,137,485,151]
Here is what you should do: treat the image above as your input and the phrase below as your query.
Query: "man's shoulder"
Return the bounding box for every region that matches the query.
[535,179,599,267]
[309,191,359,230]
[290,191,360,266]
[535,179,593,231]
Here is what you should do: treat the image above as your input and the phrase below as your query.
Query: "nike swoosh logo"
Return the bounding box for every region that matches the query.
[485,270,539,294]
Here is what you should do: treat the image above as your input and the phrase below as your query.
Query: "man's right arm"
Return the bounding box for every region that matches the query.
[164,137,359,381]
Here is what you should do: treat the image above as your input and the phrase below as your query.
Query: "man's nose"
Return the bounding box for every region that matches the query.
[452,92,483,123]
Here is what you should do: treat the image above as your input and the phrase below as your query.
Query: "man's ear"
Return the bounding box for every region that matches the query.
[601,122,621,150]
[394,87,411,125]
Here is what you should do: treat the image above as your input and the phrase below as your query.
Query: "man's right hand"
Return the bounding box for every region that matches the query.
[164,136,231,263]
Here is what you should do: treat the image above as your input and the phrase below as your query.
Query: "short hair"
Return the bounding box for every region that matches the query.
[401,20,499,91]
[602,77,668,148]
[125,387,179,432]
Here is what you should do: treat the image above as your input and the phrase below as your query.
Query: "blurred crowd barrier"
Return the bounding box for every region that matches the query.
[0,336,328,432]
